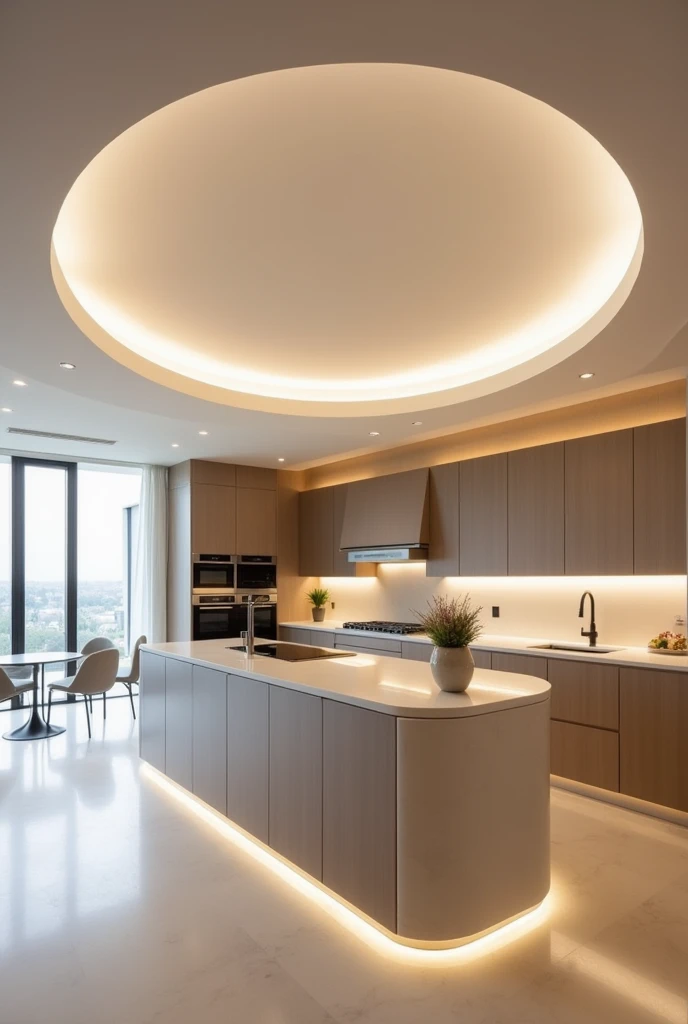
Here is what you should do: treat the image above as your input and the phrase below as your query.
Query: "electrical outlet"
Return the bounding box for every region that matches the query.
[331,601,336,611]
[492,606,500,618]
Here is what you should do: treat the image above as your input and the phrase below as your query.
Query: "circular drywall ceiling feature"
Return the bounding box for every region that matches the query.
[52,63,643,416]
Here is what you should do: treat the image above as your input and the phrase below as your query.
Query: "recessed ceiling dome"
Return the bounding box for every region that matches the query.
[52,63,643,416]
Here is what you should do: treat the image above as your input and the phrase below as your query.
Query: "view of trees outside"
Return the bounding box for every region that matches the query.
[0,461,141,661]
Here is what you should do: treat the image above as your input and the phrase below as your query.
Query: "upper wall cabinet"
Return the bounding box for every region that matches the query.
[236,487,277,556]
[508,443,565,575]
[191,483,237,554]
[459,454,507,575]
[565,429,634,575]
[426,463,459,577]
[633,419,686,574]
[299,486,334,577]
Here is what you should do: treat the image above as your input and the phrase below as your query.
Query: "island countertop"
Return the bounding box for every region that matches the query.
[143,638,550,719]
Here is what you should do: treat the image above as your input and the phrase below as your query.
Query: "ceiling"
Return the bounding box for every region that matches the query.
[1,0,687,467]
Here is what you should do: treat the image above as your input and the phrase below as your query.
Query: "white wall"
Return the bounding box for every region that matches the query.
[320,565,687,647]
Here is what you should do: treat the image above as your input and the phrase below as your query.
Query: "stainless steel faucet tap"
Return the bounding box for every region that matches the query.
[246,597,256,656]
[578,590,598,648]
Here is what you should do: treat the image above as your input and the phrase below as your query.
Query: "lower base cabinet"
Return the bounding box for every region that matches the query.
[227,674,269,843]
[165,658,193,789]
[269,687,323,879]
[322,700,397,931]
[139,651,166,772]
[192,666,227,813]
[550,720,619,791]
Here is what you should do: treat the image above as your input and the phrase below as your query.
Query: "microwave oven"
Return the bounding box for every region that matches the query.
[193,554,235,592]
[234,555,277,593]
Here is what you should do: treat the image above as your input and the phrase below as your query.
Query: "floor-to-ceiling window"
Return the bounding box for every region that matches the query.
[0,459,10,657]
[23,463,69,655]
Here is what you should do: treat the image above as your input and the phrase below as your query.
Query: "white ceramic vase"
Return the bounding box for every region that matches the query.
[430,645,475,692]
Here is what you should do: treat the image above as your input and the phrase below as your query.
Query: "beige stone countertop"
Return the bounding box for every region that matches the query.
[281,620,688,673]
[143,638,550,719]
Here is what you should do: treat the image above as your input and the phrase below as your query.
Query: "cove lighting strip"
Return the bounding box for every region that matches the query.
[141,761,552,966]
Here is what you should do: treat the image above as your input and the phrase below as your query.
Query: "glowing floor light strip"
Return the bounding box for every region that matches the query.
[141,762,552,966]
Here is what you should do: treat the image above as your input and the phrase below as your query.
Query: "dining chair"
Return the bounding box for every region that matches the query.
[64,637,117,709]
[115,635,146,720]
[0,666,36,719]
[47,648,119,739]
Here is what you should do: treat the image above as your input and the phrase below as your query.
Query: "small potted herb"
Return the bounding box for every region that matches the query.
[414,594,483,692]
[307,587,330,623]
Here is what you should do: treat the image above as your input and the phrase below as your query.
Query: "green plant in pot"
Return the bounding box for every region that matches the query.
[414,594,483,692]
[307,587,330,623]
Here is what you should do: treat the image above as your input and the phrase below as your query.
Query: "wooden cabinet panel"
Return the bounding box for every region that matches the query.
[299,487,334,577]
[192,461,236,486]
[491,652,549,679]
[236,486,277,555]
[236,465,277,489]
[402,642,432,663]
[139,652,166,771]
[634,419,686,574]
[191,483,236,554]
[322,701,397,931]
[426,463,460,577]
[164,658,193,789]
[332,484,351,575]
[551,720,619,790]
[269,687,323,878]
[340,469,429,551]
[620,668,688,812]
[227,674,269,842]
[565,430,633,574]
[167,483,192,642]
[471,648,492,670]
[508,443,564,575]
[459,454,508,575]
[192,666,227,813]
[547,659,618,730]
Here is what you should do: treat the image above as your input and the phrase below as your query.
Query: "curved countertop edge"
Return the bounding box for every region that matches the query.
[142,639,551,719]
[280,621,688,673]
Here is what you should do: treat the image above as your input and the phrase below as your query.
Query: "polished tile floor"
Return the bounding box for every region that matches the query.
[1,698,687,1024]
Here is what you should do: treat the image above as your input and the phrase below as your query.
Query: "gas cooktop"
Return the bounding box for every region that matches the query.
[342,620,424,636]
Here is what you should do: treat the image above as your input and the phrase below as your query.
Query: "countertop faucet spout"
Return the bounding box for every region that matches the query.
[578,590,598,648]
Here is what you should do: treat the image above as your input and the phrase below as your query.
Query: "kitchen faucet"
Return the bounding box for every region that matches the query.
[578,591,598,648]
[241,597,256,656]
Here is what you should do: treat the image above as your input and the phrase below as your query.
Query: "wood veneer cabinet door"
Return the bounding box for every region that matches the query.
[227,674,269,843]
[164,658,193,789]
[192,461,236,486]
[633,419,687,574]
[269,687,323,879]
[235,465,277,489]
[491,652,548,679]
[547,659,619,730]
[191,483,236,554]
[564,429,633,574]
[322,700,397,932]
[139,652,166,772]
[620,668,688,811]
[236,486,277,555]
[332,484,354,576]
[459,454,508,576]
[551,720,619,791]
[299,487,334,577]
[426,463,460,577]
[508,443,564,575]
[192,666,227,813]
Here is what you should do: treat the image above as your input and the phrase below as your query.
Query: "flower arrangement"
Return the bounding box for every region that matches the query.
[414,594,483,648]
[648,631,687,652]
[307,587,330,608]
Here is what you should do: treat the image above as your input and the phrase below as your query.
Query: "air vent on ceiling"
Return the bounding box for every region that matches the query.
[6,427,117,446]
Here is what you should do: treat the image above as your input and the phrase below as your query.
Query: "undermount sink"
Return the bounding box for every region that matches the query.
[528,643,624,655]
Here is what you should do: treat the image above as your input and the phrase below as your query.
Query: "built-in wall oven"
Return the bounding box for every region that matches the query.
[234,554,277,593]
[192,554,235,592]
[192,593,277,642]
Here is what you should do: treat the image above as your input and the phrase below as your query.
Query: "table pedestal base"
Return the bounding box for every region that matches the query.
[3,707,65,741]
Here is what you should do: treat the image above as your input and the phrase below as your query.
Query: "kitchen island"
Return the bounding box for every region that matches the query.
[139,638,551,949]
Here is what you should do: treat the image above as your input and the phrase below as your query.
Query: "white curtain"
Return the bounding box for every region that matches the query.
[131,465,168,645]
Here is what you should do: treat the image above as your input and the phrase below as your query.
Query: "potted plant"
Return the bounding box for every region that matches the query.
[414,594,483,692]
[307,587,330,623]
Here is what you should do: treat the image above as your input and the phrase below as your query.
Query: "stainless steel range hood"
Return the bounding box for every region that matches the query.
[339,468,429,562]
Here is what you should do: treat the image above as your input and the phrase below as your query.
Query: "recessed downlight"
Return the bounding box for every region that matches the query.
[198,430,208,435]
[579,372,595,379]
[412,420,423,425]
[1,408,11,413]
[171,443,180,448]
[13,380,27,387]
[59,361,76,370]
[278,457,285,462]
[369,431,380,436]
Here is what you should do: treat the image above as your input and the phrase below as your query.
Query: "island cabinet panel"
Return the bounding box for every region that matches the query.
[564,429,633,575]
[491,652,549,679]
[546,659,619,730]
[139,652,166,772]
[269,687,323,879]
[401,642,432,663]
[236,486,277,556]
[634,419,687,574]
[507,443,565,575]
[191,483,236,554]
[550,720,619,791]
[426,463,460,578]
[619,668,688,812]
[192,666,228,813]
[227,674,269,843]
[471,649,492,670]
[459,454,508,576]
[164,658,193,790]
[322,701,397,932]
[299,487,334,577]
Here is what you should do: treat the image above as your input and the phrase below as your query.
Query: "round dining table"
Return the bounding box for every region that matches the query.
[1,651,81,740]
